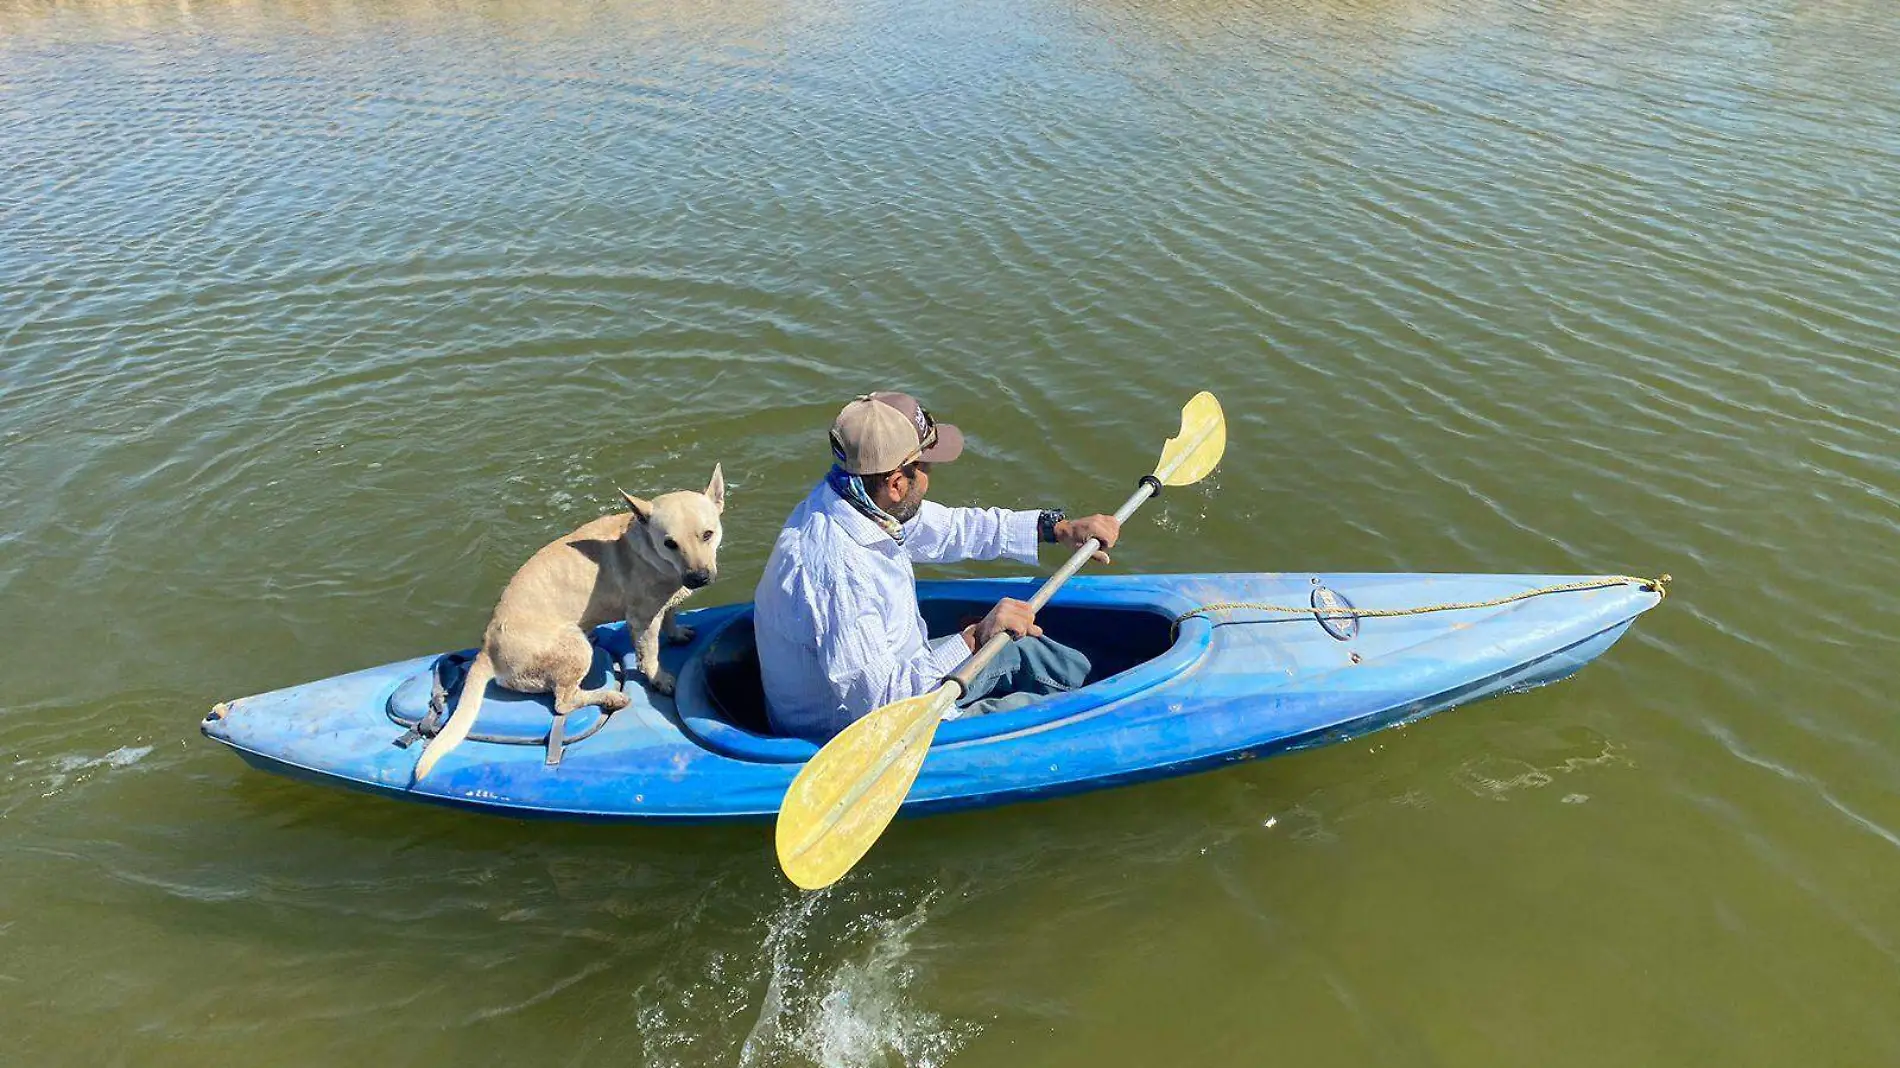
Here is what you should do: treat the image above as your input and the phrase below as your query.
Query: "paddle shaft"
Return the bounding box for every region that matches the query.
[947,478,1159,694]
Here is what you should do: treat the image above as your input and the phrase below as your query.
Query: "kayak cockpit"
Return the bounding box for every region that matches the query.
[674,593,1202,763]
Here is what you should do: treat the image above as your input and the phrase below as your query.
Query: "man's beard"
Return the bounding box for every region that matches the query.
[886,479,926,524]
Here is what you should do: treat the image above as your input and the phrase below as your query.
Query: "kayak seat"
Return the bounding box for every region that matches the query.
[676,613,819,763]
[700,616,773,735]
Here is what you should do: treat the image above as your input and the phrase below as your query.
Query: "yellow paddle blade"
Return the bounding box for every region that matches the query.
[1153,391,1225,486]
[776,685,957,890]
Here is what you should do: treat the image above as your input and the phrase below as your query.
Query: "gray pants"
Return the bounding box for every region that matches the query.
[950,635,1092,718]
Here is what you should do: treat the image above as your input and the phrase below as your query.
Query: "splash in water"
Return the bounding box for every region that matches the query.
[736,889,977,1068]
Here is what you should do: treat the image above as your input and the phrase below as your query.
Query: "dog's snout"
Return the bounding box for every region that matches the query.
[684,568,714,590]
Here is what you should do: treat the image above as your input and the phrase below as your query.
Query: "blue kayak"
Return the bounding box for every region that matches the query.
[201,572,1665,820]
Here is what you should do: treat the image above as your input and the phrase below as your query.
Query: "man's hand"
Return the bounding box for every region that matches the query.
[963,597,1042,652]
[1054,514,1121,564]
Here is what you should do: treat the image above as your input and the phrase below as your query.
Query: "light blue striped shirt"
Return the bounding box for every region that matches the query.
[754,479,1040,741]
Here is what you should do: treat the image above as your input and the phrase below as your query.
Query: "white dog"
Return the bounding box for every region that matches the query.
[413,466,725,780]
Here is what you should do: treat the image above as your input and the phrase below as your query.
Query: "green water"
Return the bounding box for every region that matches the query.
[4,0,1898,1063]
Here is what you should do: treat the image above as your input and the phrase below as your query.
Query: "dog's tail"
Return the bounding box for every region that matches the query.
[412,651,494,782]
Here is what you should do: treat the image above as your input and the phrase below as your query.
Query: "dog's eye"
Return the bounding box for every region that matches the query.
[700,530,713,543]
[663,537,678,551]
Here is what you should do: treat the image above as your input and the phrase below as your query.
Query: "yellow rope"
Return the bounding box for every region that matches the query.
[1171,574,1670,638]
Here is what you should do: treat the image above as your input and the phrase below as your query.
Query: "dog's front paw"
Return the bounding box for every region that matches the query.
[665,623,696,646]
[647,669,677,696]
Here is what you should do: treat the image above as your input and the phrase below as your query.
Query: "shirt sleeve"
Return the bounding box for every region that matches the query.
[819,567,960,718]
[901,500,1040,566]
[927,631,973,678]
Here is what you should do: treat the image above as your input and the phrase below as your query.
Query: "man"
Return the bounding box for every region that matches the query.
[754,391,1121,742]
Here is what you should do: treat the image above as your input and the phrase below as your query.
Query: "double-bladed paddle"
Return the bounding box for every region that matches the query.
[774,391,1227,889]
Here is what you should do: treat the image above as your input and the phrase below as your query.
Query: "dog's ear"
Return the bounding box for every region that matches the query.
[618,488,653,523]
[705,464,726,514]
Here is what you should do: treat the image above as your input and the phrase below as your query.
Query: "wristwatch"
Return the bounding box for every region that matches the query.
[1037,508,1066,544]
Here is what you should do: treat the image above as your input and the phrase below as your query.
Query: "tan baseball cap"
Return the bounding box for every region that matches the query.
[829,392,965,475]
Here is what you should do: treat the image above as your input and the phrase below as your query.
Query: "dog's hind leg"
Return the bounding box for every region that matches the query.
[544,629,631,714]
[553,679,632,714]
